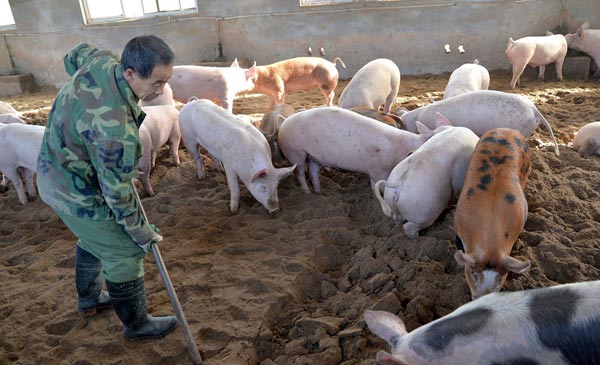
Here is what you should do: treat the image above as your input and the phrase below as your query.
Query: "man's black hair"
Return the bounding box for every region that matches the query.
[121,35,174,78]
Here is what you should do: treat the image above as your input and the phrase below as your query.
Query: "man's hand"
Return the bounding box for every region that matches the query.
[138,233,163,253]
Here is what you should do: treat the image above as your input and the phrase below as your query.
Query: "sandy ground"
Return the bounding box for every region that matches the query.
[1,68,599,365]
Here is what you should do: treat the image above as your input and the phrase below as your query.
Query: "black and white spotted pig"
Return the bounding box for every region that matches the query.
[365,280,600,365]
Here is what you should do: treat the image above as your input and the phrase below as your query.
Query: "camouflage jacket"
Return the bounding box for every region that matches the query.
[37,43,156,247]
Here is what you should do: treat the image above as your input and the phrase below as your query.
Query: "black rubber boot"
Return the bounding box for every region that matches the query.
[106,277,178,341]
[75,246,112,317]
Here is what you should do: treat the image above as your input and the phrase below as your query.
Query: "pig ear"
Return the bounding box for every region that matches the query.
[415,121,432,135]
[582,21,590,30]
[435,112,452,127]
[546,30,554,36]
[454,251,477,268]
[376,351,408,365]
[276,164,296,180]
[251,168,268,183]
[364,310,408,346]
[231,58,239,68]
[245,62,257,80]
[577,24,587,37]
[501,255,531,274]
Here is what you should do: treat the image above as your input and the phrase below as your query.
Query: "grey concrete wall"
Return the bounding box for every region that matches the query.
[0,0,598,88]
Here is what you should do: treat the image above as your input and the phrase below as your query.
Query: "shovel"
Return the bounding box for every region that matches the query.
[132,182,203,364]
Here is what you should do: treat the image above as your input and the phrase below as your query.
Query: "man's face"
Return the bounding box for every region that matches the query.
[124,63,173,102]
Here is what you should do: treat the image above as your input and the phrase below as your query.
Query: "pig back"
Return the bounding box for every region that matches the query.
[338,58,401,109]
[278,107,416,179]
[179,99,269,161]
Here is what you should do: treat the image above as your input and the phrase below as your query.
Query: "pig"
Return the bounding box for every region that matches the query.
[442,60,490,99]
[572,121,600,156]
[0,123,45,204]
[453,128,532,299]
[256,103,296,163]
[0,113,26,124]
[565,21,600,78]
[399,90,560,156]
[350,107,404,129]
[0,100,26,123]
[505,32,568,88]
[246,56,346,108]
[365,280,600,365]
[139,82,175,107]
[375,117,479,238]
[168,59,257,113]
[178,99,295,213]
[278,107,450,194]
[337,58,401,114]
[138,105,181,196]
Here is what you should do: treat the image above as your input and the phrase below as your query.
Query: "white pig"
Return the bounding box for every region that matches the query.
[505,32,568,88]
[178,99,295,213]
[0,113,26,124]
[0,100,26,123]
[365,280,600,365]
[375,118,479,238]
[0,123,45,204]
[338,58,401,114]
[573,121,600,157]
[565,21,600,79]
[443,60,490,99]
[169,59,256,113]
[399,90,560,155]
[138,105,181,196]
[278,107,450,194]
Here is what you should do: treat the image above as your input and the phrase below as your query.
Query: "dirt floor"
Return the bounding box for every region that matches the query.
[1,68,599,365]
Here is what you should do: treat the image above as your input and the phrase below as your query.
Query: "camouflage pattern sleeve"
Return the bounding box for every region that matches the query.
[83,112,156,247]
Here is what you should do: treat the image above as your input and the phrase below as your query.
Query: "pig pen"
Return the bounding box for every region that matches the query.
[1,69,599,365]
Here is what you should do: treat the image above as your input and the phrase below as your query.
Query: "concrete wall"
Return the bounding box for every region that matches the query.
[0,0,598,88]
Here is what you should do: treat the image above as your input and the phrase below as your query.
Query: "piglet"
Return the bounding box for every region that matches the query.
[365,280,600,365]
[573,121,600,156]
[0,123,45,204]
[338,58,400,114]
[505,32,568,88]
[278,107,450,194]
[453,128,531,299]
[138,105,181,196]
[400,90,560,155]
[565,21,600,78]
[375,115,479,238]
[256,103,296,162]
[169,59,256,113]
[247,56,346,107]
[179,99,295,213]
[443,60,490,99]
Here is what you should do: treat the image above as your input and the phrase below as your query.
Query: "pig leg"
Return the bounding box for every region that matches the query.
[554,58,565,81]
[223,165,241,212]
[21,168,37,199]
[140,171,155,197]
[537,66,546,81]
[185,142,206,179]
[3,167,27,204]
[322,87,335,107]
[151,151,157,168]
[308,159,321,193]
[209,154,224,173]
[510,63,526,88]
[168,139,181,166]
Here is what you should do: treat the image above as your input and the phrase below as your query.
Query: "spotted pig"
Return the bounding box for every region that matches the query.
[453,128,532,299]
[365,280,600,365]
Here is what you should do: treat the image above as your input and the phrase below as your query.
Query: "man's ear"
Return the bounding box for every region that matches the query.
[123,68,136,81]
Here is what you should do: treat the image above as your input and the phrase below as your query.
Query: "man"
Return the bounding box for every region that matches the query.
[37,35,177,340]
